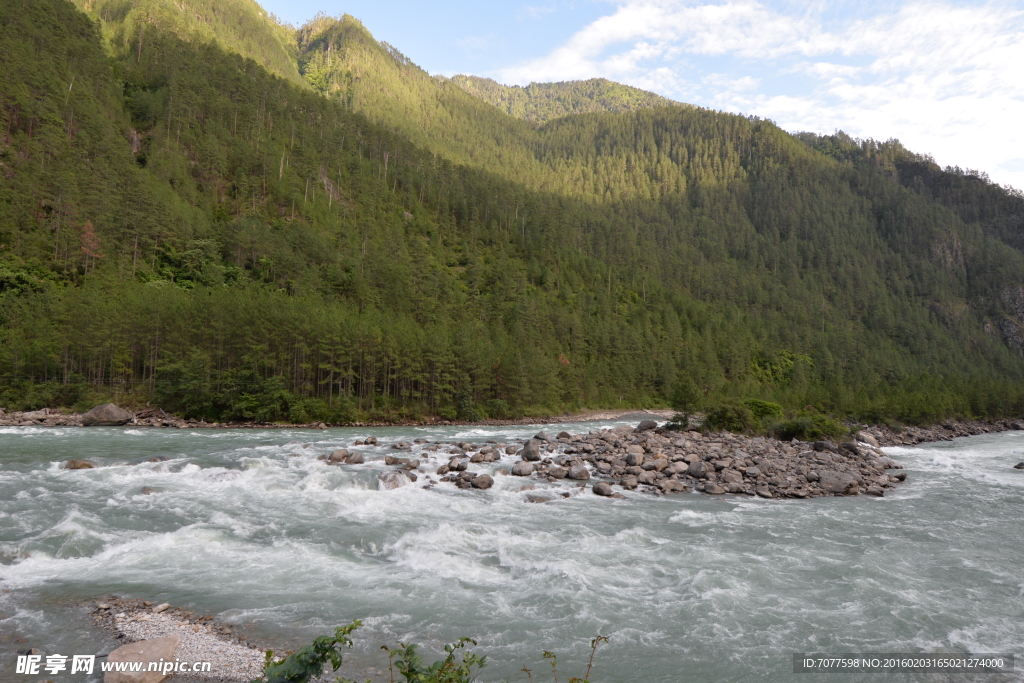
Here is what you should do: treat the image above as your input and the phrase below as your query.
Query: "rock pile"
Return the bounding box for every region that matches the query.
[490,424,905,499]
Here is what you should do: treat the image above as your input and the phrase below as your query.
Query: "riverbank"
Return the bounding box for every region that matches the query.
[0,406,675,429]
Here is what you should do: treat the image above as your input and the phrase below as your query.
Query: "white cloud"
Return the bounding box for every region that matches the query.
[497,0,1024,188]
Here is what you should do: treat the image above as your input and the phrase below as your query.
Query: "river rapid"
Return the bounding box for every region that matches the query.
[1,418,1022,682]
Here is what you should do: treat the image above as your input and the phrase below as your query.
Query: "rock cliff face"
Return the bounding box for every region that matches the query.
[1000,286,1024,354]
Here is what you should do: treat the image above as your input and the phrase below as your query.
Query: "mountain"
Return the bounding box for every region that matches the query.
[1,0,1023,425]
[448,75,680,124]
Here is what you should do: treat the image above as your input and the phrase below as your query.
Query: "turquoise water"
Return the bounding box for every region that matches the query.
[1,421,1022,682]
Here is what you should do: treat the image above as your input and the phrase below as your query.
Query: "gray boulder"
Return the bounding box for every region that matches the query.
[548,466,568,479]
[105,637,180,683]
[534,431,552,441]
[637,470,658,485]
[619,474,638,489]
[327,449,350,463]
[567,464,590,480]
[635,420,658,432]
[625,445,645,466]
[1014,462,1024,470]
[818,470,860,495]
[556,431,572,440]
[471,474,494,489]
[592,481,613,497]
[511,461,535,476]
[521,439,542,461]
[659,479,687,493]
[81,403,133,426]
[687,461,711,478]
[704,483,726,495]
[856,431,880,447]
[346,450,365,464]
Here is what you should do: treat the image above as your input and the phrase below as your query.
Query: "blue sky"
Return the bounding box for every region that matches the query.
[259,0,1024,189]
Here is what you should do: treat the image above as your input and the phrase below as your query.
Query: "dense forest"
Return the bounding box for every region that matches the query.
[1,0,1023,425]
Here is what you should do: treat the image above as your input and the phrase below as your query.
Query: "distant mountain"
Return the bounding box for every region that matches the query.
[2,0,1024,425]
[448,75,681,124]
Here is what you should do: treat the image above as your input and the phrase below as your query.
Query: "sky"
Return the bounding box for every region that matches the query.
[259,0,1024,189]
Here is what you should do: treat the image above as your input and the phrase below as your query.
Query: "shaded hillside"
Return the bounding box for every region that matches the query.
[1,0,1024,425]
[449,75,679,123]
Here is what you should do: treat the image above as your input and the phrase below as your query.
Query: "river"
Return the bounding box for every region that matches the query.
[1,418,1022,682]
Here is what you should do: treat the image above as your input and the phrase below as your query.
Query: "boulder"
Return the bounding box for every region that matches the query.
[511,461,535,476]
[377,470,411,490]
[64,459,98,470]
[755,486,774,498]
[611,424,633,435]
[624,445,645,467]
[841,441,861,454]
[81,403,133,427]
[687,461,711,478]
[1011,421,1024,431]
[567,464,590,480]
[864,485,884,497]
[704,483,726,495]
[471,474,494,489]
[505,445,517,454]
[721,470,743,484]
[556,431,572,440]
[548,466,568,479]
[521,439,542,461]
[346,451,364,464]
[635,420,658,432]
[140,487,156,495]
[744,467,761,478]
[856,431,880,447]
[525,493,553,503]
[327,449,350,463]
[1014,462,1024,470]
[659,479,687,493]
[592,481,614,497]
[637,470,658,485]
[875,456,902,469]
[104,636,180,683]
[818,470,860,495]
[619,474,638,490]
[534,431,552,441]
[22,409,48,420]
[364,436,378,445]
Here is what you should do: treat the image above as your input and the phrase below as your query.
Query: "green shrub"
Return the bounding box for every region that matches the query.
[744,399,784,421]
[770,413,846,441]
[702,400,757,433]
[256,620,361,683]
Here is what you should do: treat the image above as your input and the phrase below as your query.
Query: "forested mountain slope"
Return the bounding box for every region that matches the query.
[73,0,304,85]
[448,75,678,124]
[2,0,1024,424]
